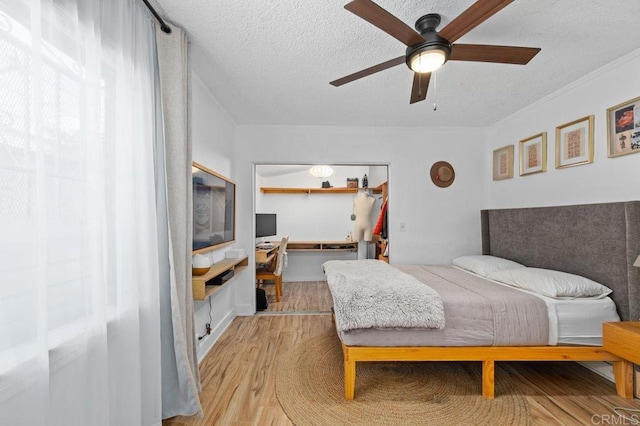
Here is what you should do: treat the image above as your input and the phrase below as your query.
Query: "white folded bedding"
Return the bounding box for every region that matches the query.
[455,267,621,346]
[535,294,619,346]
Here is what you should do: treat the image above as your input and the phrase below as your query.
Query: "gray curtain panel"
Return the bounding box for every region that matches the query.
[155,23,203,418]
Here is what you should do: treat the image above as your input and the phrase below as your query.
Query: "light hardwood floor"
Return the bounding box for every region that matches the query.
[164,281,640,425]
[258,280,332,313]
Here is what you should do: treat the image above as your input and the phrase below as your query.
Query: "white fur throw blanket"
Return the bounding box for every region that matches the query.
[323,260,445,332]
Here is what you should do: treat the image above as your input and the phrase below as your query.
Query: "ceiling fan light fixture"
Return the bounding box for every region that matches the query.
[409,48,447,73]
[332,3,540,105]
[309,165,334,178]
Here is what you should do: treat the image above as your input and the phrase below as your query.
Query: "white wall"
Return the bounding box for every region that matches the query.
[256,166,374,242]
[257,165,370,192]
[486,48,640,208]
[190,73,247,361]
[235,126,488,310]
[368,165,388,188]
[256,165,380,281]
[484,49,640,382]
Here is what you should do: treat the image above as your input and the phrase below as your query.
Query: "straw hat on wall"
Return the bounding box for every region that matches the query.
[430,161,455,188]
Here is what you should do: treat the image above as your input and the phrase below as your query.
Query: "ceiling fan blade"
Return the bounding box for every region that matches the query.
[439,0,513,43]
[450,44,541,64]
[345,0,424,46]
[410,72,430,104]
[330,56,405,87]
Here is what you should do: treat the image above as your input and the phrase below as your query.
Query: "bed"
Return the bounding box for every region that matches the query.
[325,201,640,400]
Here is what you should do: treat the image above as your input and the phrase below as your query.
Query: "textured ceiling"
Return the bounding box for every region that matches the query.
[156,0,640,127]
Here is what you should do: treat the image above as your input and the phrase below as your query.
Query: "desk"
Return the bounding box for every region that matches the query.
[256,241,356,262]
[255,243,280,264]
[256,240,358,283]
[282,241,359,282]
[287,241,358,252]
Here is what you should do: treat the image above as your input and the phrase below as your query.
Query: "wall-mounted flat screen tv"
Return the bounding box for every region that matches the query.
[256,213,277,238]
[192,162,235,253]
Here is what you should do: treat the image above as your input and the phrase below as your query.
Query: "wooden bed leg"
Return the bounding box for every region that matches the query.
[343,347,356,400]
[482,360,495,399]
[613,360,634,398]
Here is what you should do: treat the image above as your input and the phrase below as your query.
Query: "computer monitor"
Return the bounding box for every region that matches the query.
[256,213,277,238]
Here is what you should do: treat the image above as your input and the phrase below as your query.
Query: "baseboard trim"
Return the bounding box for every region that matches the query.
[578,361,614,382]
[235,303,255,316]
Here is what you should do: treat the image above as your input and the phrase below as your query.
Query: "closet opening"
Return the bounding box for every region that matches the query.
[254,163,389,313]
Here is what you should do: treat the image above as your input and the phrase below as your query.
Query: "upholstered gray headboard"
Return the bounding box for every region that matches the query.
[481,201,640,321]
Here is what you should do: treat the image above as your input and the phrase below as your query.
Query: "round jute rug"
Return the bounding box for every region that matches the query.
[276,332,530,426]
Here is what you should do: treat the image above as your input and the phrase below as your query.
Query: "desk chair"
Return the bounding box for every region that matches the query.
[256,236,288,302]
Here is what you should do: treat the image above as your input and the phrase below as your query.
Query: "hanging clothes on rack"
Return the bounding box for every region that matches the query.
[381,201,388,239]
[373,199,387,236]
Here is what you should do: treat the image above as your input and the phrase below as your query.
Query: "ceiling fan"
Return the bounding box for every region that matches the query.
[330,0,541,104]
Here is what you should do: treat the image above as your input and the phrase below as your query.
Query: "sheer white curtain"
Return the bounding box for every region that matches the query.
[0,0,162,425]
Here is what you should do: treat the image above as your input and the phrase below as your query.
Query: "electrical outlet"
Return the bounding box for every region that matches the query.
[400,223,406,232]
[197,323,212,343]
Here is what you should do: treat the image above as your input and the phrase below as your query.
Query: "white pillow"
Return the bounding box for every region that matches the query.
[452,255,525,277]
[487,267,613,299]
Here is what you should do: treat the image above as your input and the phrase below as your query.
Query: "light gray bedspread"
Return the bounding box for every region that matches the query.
[323,260,445,332]
[336,264,550,347]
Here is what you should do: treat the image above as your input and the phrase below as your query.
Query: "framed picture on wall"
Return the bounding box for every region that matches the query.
[492,144,514,181]
[519,132,547,176]
[606,96,640,158]
[555,115,594,169]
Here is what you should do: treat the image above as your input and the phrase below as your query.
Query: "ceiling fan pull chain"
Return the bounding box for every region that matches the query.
[433,71,437,111]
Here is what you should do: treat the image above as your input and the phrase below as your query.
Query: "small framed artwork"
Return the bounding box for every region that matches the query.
[607,96,640,158]
[492,144,514,181]
[519,132,547,176]
[555,115,594,169]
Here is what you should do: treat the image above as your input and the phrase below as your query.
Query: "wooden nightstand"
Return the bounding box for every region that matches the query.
[603,322,640,398]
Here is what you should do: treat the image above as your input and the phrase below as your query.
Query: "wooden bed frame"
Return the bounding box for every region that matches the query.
[342,344,633,400]
[338,202,640,400]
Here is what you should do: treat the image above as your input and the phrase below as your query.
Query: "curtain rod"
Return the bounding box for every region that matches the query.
[142,0,172,34]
